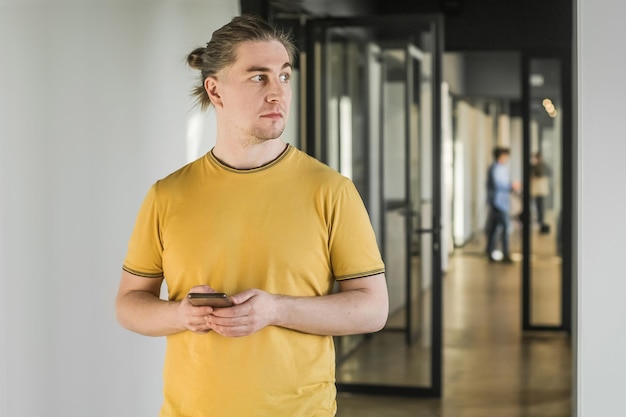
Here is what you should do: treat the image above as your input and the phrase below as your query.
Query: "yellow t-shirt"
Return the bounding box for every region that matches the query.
[123,145,385,417]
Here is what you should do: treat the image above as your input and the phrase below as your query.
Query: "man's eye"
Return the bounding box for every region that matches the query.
[280,74,290,83]
[251,75,265,82]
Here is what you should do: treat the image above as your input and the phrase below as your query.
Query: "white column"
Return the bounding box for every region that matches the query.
[577,0,626,415]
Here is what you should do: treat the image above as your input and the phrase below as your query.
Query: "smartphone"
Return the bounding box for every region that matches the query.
[187,292,233,307]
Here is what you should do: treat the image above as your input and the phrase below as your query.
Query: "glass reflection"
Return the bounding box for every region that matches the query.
[529,59,562,326]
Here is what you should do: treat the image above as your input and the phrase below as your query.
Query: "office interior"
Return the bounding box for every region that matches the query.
[238,1,572,414]
[0,0,623,416]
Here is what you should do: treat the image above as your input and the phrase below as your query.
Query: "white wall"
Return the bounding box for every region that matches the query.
[0,1,239,416]
[383,81,407,314]
[451,100,493,245]
[442,53,466,95]
[577,0,626,415]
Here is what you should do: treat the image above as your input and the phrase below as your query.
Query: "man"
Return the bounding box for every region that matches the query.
[485,146,520,263]
[115,15,389,417]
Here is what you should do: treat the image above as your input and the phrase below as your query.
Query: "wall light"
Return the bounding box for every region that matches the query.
[542,98,558,118]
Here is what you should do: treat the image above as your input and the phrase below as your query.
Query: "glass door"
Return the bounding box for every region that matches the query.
[305,15,443,396]
[522,54,572,331]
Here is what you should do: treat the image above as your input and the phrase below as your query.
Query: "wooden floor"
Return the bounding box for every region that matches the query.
[336,251,572,417]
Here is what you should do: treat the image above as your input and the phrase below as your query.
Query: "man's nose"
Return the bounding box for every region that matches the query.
[266,79,286,102]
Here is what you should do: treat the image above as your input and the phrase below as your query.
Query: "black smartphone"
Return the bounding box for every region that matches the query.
[187,292,233,307]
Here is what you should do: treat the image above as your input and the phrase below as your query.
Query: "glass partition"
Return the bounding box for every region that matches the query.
[525,58,564,328]
[305,15,442,396]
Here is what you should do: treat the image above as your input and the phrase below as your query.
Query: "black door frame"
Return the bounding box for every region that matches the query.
[521,48,573,332]
[304,14,444,398]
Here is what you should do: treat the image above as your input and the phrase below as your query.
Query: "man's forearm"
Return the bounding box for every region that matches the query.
[271,275,389,336]
[116,291,184,337]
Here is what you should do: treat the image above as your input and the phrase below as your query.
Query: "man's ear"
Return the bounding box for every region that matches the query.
[204,77,222,107]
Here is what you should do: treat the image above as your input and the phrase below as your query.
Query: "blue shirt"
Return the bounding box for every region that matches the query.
[487,162,512,212]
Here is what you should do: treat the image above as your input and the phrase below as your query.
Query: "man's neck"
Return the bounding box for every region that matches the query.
[212,138,287,170]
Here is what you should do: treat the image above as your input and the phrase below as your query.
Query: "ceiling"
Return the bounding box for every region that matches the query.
[241,0,573,51]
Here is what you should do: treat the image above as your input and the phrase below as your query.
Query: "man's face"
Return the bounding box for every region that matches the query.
[212,40,292,143]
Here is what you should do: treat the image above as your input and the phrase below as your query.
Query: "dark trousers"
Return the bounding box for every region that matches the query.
[534,196,545,225]
[486,206,510,258]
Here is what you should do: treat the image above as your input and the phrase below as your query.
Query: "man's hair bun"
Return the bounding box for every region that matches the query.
[187,47,205,71]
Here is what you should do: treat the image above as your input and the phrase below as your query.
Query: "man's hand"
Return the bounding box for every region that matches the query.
[205,289,277,337]
[116,271,222,337]
[180,285,219,334]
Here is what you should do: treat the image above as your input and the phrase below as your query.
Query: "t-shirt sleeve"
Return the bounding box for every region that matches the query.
[122,183,164,278]
[328,179,385,280]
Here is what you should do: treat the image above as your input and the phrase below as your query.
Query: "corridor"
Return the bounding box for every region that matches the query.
[336,253,572,417]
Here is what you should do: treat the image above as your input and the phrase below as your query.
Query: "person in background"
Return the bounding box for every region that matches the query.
[115,14,388,417]
[485,146,521,263]
[530,152,551,233]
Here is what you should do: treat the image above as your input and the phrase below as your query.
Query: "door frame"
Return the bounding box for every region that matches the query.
[521,49,573,332]
[304,14,444,397]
